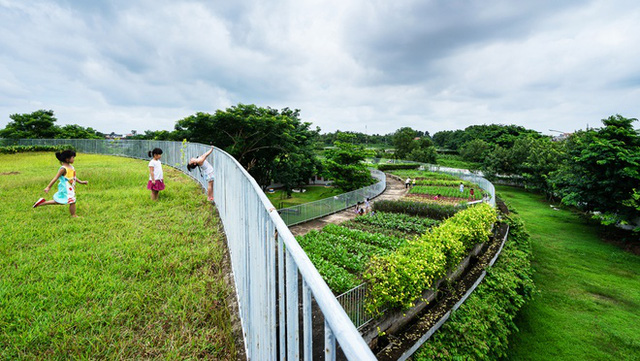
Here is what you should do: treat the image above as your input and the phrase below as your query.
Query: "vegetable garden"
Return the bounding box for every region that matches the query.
[295,169,497,316]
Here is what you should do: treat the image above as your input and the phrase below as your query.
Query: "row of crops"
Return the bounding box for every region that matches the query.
[296,213,438,293]
[393,170,485,203]
[295,168,496,314]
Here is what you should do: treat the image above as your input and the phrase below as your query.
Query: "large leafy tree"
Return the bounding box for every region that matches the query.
[323,133,373,192]
[519,137,564,197]
[0,110,102,139]
[0,110,60,139]
[459,139,491,163]
[433,124,542,151]
[174,104,319,188]
[551,115,640,225]
[57,124,102,139]
[392,127,437,162]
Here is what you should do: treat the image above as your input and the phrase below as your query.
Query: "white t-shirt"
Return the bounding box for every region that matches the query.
[200,159,214,176]
[148,159,163,181]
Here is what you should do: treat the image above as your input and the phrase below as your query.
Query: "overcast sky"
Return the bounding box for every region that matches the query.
[0,0,638,136]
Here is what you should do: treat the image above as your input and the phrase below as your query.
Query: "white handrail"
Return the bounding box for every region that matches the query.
[6,138,377,360]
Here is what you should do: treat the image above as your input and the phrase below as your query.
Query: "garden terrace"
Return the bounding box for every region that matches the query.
[295,212,439,294]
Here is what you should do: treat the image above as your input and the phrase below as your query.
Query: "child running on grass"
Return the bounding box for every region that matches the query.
[32,150,88,217]
[187,146,215,201]
[148,148,164,201]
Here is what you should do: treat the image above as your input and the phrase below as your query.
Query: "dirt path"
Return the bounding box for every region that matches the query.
[289,174,407,236]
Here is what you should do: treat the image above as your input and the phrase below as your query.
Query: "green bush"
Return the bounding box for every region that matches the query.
[0,144,76,154]
[389,169,463,181]
[377,163,420,171]
[413,214,535,360]
[351,212,438,234]
[363,203,497,313]
[373,200,464,220]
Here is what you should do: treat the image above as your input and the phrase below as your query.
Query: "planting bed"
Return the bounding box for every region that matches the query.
[295,212,437,294]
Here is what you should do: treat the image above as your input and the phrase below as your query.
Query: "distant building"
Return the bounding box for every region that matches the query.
[106,132,123,139]
[551,132,572,142]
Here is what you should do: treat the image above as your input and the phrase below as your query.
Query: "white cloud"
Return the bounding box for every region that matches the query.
[0,0,638,136]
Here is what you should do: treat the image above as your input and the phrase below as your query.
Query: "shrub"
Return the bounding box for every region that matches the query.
[351,212,438,234]
[0,144,76,154]
[413,214,535,360]
[373,200,464,220]
[363,203,497,313]
[377,163,420,171]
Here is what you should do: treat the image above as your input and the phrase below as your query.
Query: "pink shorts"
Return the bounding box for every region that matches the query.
[147,180,165,191]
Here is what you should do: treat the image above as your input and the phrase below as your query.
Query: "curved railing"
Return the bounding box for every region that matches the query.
[278,169,386,226]
[4,139,376,361]
[371,158,496,207]
[337,159,497,330]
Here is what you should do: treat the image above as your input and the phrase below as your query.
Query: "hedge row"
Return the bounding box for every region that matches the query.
[414,214,535,360]
[0,145,76,154]
[372,199,464,220]
[363,203,497,313]
[377,163,420,171]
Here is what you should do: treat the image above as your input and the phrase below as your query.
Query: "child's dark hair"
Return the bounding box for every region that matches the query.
[148,148,163,157]
[55,149,76,163]
[186,163,197,172]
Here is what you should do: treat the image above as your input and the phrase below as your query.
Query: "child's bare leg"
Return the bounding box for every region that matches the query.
[69,203,77,217]
[151,190,159,200]
[208,181,214,201]
[36,200,59,207]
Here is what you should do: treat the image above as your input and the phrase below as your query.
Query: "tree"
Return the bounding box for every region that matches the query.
[551,115,640,225]
[56,124,102,139]
[392,127,419,159]
[0,110,60,139]
[392,127,437,162]
[323,133,373,192]
[519,137,564,197]
[175,104,319,188]
[459,139,491,162]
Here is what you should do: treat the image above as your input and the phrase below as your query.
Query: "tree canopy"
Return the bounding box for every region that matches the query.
[392,127,437,163]
[174,104,319,189]
[323,133,373,192]
[551,115,640,226]
[0,110,102,139]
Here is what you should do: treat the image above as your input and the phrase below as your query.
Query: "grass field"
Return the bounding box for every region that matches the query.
[498,186,640,360]
[0,152,237,359]
[266,185,343,208]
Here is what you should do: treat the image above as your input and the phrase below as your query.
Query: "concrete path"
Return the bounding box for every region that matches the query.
[289,173,407,236]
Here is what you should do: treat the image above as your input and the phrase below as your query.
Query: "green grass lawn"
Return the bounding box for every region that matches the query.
[266,185,343,209]
[0,152,237,359]
[498,186,640,360]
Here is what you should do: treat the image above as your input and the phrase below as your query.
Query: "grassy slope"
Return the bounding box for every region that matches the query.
[498,186,640,360]
[266,185,342,208]
[0,153,237,359]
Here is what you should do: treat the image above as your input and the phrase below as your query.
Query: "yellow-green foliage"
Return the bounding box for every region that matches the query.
[364,203,496,314]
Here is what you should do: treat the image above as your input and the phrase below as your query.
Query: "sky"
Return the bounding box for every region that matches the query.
[0,0,639,136]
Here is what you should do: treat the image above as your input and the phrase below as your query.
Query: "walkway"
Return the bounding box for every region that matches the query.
[289,173,407,236]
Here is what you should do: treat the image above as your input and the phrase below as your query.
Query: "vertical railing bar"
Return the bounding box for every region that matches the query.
[303,281,312,361]
[278,232,286,360]
[286,249,300,360]
[325,320,336,361]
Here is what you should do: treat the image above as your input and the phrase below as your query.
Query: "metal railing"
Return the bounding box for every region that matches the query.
[278,170,386,226]
[4,139,377,361]
[370,158,496,207]
[336,159,496,329]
